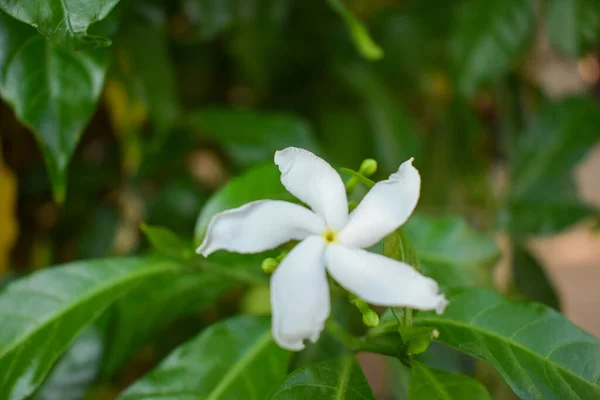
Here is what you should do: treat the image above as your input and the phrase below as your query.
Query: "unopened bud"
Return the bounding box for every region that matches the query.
[432,329,440,339]
[359,159,377,177]
[362,310,380,328]
[261,258,279,274]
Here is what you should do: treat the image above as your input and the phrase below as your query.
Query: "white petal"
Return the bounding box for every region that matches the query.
[271,236,330,351]
[197,200,325,256]
[338,158,420,248]
[325,244,448,313]
[274,147,348,230]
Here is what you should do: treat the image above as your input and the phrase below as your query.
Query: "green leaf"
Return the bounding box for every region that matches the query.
[112,3,179,146]
[120,315,290,399]
[326,0,383,60]
[452,0,534,95]
[141,224,193,259]
[194,163,292,245]
[0,11,109,202]
[546,0,600,57]
[502,97,600,235]
[415,288,600,400]
[340,65,421,173]
[402,214,500,289]
[187,108,320,168]
[102,271,232,375]
[398,327,436,356]
[0,256,183,400]
[269,356,376,399]
[0,0,119,47]
[408,361,492,400]
[35,327,103,400]
[513,244,560,310]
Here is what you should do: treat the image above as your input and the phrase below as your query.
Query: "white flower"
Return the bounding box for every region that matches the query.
[197,147,448,351]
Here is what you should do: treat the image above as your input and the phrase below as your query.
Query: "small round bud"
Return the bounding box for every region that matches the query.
[362,310,380,328]
[432,329,440,339]
[359,159,377,177]
[261,258,279,274]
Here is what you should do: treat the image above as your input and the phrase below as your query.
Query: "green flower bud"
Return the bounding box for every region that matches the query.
[362,310,380,328]
[359,159,377,177]
[261,257,279,274]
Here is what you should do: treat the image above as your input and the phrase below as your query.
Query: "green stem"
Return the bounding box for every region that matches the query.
[403,307,413,327]
[326,320,398,357]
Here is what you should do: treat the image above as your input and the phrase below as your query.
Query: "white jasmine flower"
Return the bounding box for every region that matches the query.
[197,147,448,351]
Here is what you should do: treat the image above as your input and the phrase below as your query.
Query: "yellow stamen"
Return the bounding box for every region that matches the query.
[322,229,338,244]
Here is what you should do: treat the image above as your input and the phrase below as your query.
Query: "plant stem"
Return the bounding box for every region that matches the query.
[403,307,413,327]
[325,320,398,357]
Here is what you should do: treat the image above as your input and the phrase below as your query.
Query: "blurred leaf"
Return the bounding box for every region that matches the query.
[194,163,292,245]
[0,150,17,275]
[318,108,372,168]
[0,256,183,400]
[341,65,421,173]
[546,0,600,57]
[120,315,290,399]
[502,97,600,235]
[141,224,193,259]
[35,327,104,400]
[402,214,500,289]
[398,326,436,356]
[408,361,492,400]
[112,3,179,147]
[187,108,320,168]
[76,207,120,259]
[102,271,232,375]
[415,288,600,400]
[269,356,375,399]
[326,0,383,60]
[0,0,119,47]
[452,0,534,95]
[513,244,560,310]
[0,11,109,202]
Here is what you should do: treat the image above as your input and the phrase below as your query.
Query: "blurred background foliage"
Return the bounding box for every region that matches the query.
[0,0,599,398]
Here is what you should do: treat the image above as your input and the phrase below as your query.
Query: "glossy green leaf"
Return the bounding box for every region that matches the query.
[0,11,109,201]
[402,214,500,289]
[141,224,193,260]
[546,0,600,57]
[451,0,534,95]
[187,108,320,168]
[326,0,383,60]
[120,315,290,399]
[0,0,119,47]
[408,361,492,400]
[341,65,420,174]
[112,3,179,145]
[513,244,560,309]
[102,271,232,375]
[398,327,436,356]
[0,256,183,400]
[194,163,292,245]
[269,356,375,399]
[35,327,103,400]
[415,288,600,400]
[502,97,600,235]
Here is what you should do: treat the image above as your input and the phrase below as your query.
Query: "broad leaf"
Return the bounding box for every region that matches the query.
[0,11,109,201]
[269,356,376,399]
[408,361,492,400]
[35,327,104,400]
[187,108,320,168]
[120,315,290,399]
[0,0,119,47]
[194,163,292,245]
[513,244,560,309]
[546,0,600,57]
[502,97,600,235]
[402,214,500,289]
[102,272,232,375]
[0,256,183,400]
[415,288,600,400]
[141,224,193,260]
[451,0,534,95]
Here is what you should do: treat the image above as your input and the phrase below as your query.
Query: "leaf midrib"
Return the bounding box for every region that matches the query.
[413,362,452,400]
[0,259,178,360]
[416,317,600,395]
[206,330,273,400]
[335,356,353,400]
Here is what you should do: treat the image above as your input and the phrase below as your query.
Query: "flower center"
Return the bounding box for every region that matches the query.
[322,229,338,244]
